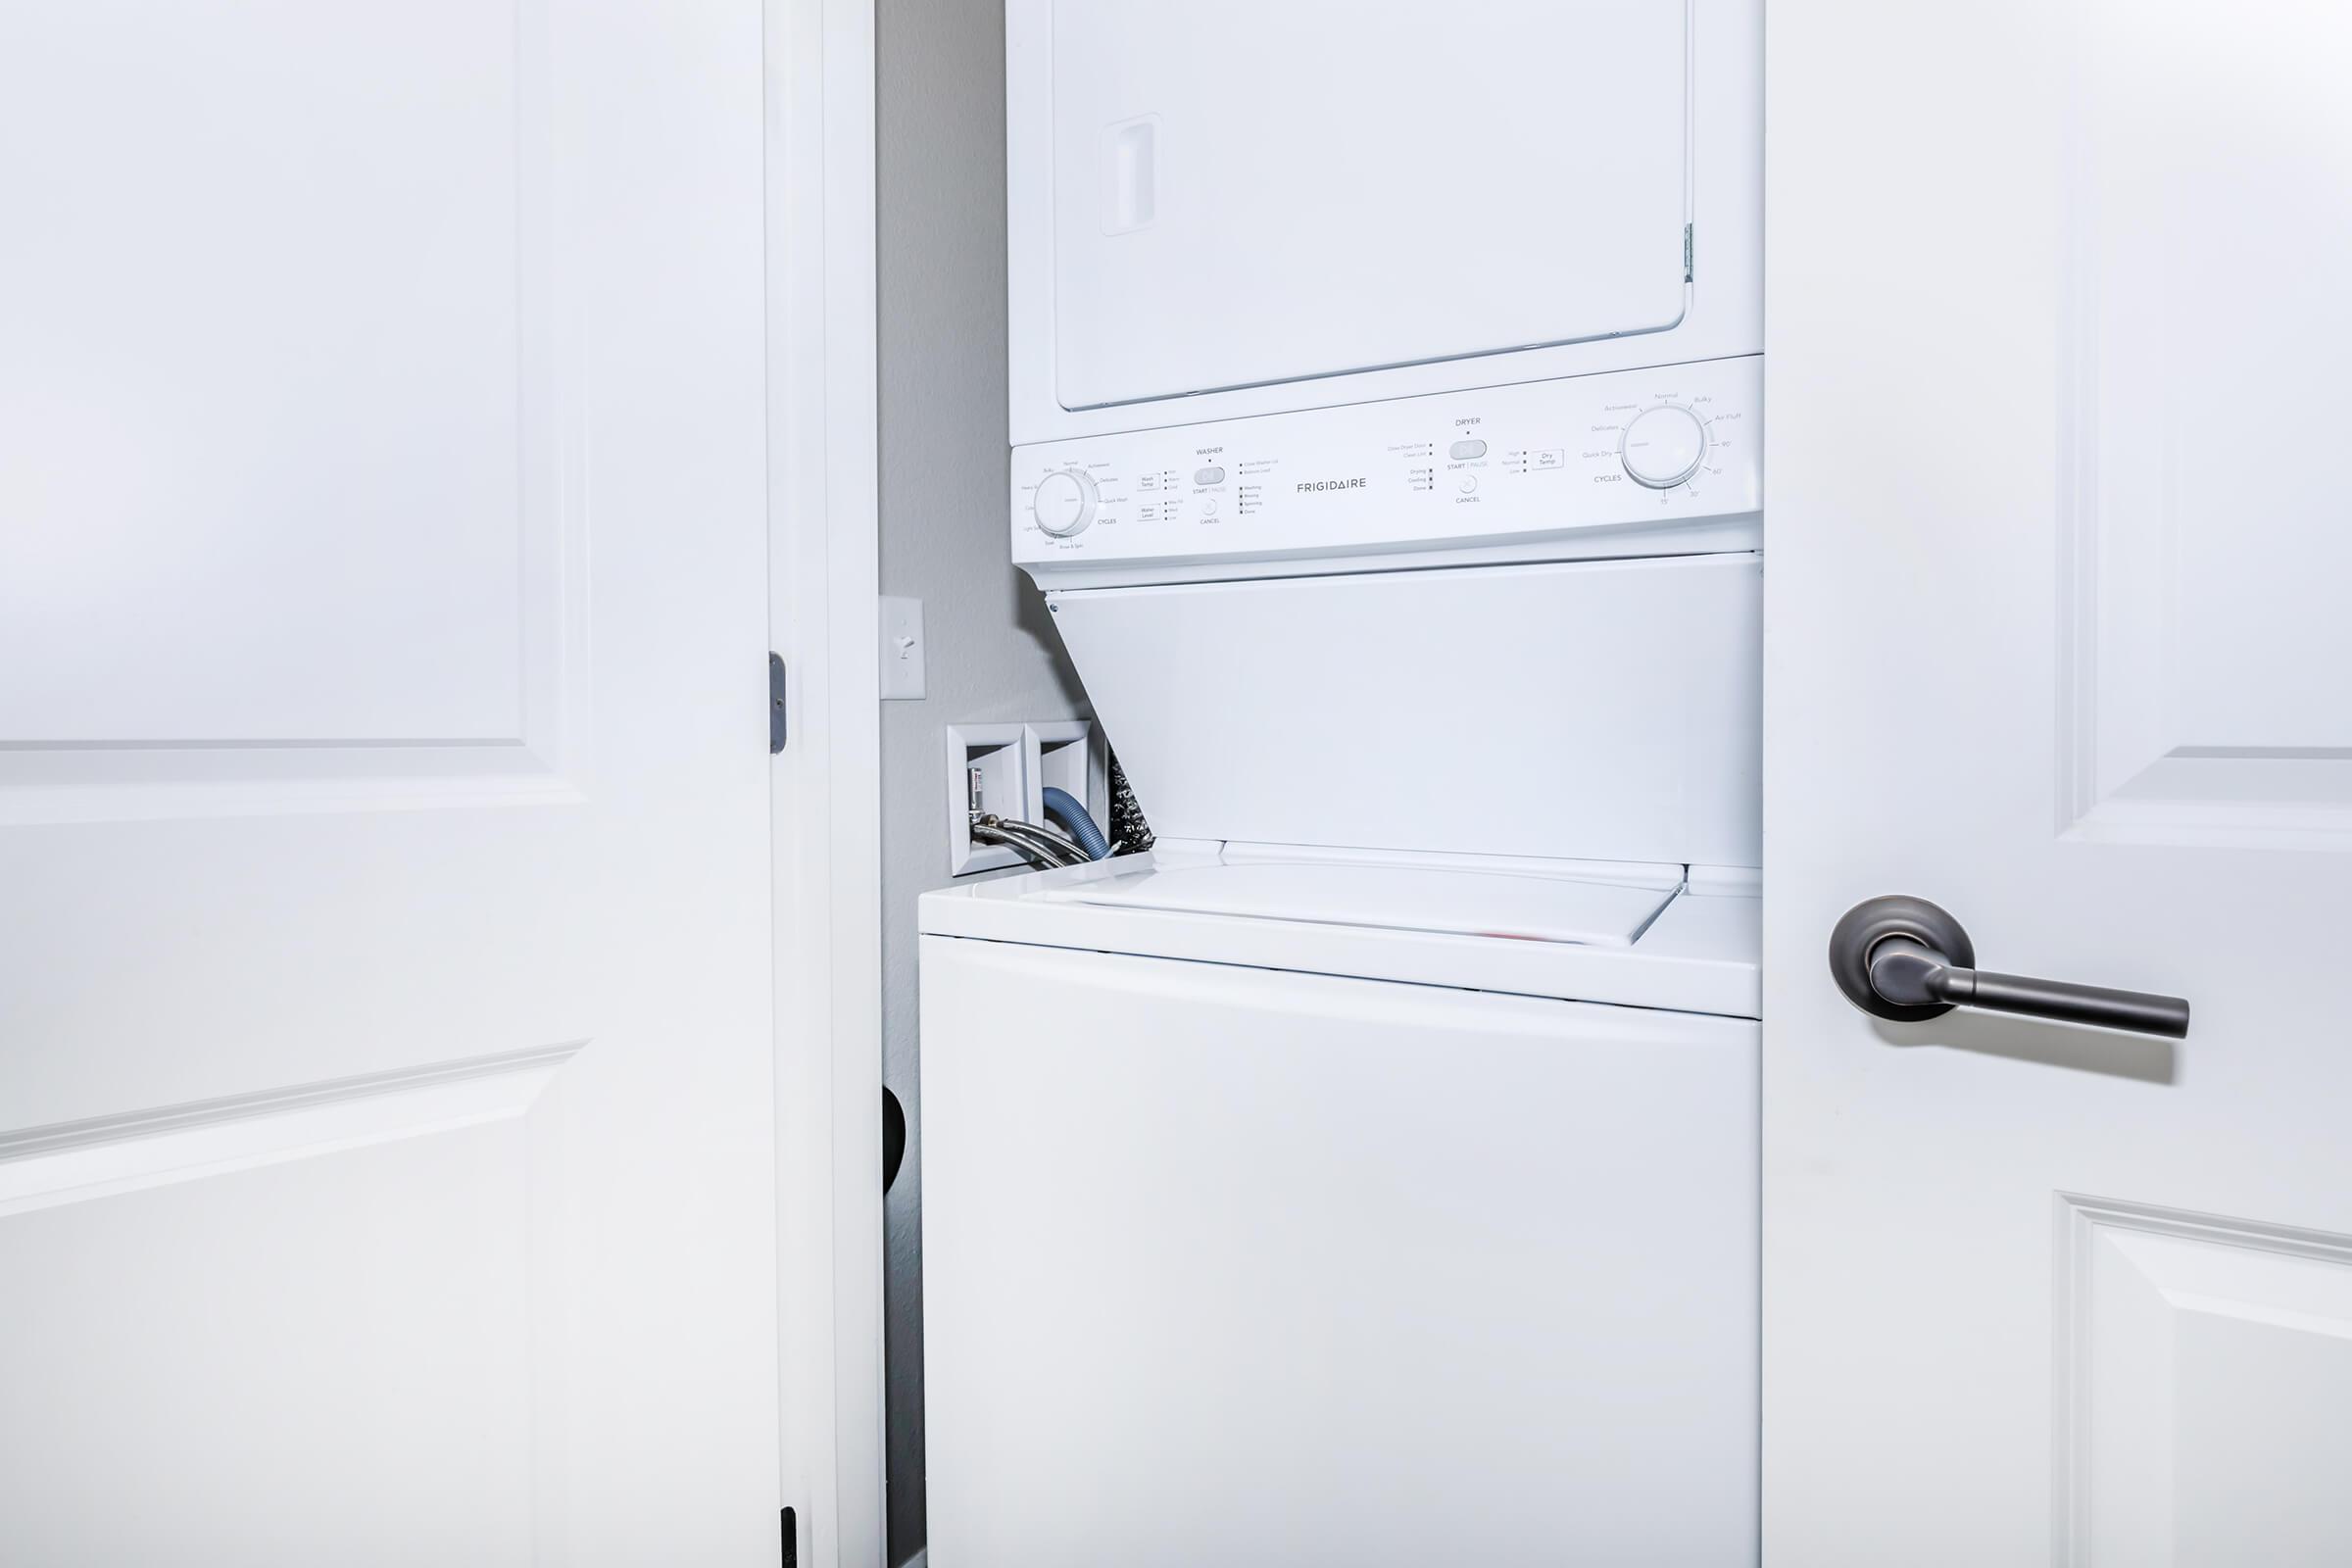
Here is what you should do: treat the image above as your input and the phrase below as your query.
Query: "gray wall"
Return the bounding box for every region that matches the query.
[878,4,1086,1562]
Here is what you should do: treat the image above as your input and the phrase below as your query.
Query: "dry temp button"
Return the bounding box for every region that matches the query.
[1448,438,1488,461]
[1194,466,1225,485]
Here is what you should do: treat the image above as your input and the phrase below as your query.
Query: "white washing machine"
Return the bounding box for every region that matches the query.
[923,2,1764,1560]
[920,853,1757,1567]
[923,536,1764,1567]
[919,551,1762,1568]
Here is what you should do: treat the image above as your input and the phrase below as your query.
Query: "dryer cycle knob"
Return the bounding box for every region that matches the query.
[1032,468,1099,537]
[1619,405,1707,489]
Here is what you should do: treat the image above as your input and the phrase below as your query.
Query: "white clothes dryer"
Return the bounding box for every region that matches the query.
[1006,0,1763,445]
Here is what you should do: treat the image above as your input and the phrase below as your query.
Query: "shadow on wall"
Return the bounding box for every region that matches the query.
[1867,1014,2178,1086]
[1015,570,1086,710]
[878,562,1094,1568]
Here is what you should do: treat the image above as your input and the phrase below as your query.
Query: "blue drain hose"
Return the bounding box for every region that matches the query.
[1041,786,1111,860]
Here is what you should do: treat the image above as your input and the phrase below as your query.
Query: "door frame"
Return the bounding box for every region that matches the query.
[768,0,886,1562]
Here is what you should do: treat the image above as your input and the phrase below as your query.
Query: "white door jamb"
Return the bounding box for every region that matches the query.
[768,0,886,1562]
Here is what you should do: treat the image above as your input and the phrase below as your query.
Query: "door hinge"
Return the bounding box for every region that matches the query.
[769,653,788,754]
[1684,222,1693,282]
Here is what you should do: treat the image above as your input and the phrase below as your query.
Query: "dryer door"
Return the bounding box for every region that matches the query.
[1044,0,1691,411]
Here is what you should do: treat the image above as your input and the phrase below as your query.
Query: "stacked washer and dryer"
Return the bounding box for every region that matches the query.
[921,3,1762,1561]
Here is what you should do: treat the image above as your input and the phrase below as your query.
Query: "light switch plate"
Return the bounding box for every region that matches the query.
[880,595,926,700]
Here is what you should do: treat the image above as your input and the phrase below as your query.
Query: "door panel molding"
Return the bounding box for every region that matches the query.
[0,0,586,826]
[2055,1193,2352,1565]
[2055,0,2352,852]
[0,1040,584,1216]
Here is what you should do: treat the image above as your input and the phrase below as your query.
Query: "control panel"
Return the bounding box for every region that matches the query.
[1012,356,1761,583]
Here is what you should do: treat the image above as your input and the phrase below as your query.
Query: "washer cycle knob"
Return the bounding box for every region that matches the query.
[1619,405,1708,489]
[1031,468,1099,537]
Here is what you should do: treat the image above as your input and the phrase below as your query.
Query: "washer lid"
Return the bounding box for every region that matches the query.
[919,851,1760,1018]
[1036,859,1681,948]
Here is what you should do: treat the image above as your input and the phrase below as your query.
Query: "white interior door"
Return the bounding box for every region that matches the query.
[0,4,779,1562]
[1766,2,2352,1562]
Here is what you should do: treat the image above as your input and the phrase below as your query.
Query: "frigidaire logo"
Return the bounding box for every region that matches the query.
[1297,477,1368,494]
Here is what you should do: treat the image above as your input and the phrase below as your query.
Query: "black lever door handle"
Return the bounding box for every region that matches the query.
[1830,896,2189,1039]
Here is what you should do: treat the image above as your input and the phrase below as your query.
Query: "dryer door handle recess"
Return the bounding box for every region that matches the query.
[1828,896,2190,1039]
